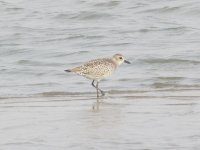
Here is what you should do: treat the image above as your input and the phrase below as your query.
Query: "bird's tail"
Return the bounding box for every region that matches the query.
[64,69,71,72]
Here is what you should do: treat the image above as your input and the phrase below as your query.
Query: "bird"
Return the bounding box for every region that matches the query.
[65,54,131,98]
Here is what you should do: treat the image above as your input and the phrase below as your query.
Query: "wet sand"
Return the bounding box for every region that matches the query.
[1,90,200,150]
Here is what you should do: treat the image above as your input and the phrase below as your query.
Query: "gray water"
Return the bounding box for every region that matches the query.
[1,0,200,149]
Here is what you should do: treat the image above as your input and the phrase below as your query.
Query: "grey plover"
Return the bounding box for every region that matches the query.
[65,54,131,97]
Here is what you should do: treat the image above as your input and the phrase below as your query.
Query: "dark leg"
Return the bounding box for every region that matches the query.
[91,80,99,98]
[96,81,99,98]
[91,80,105,97]
[99,88,105,96]
[96,81,105,96]
[96,81,106,97]
[91,80,96,88]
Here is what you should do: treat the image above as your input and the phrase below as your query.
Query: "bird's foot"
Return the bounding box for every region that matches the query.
[100,90,105,96]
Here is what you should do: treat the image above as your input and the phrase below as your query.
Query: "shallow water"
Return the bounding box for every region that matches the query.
[1,0,200,149]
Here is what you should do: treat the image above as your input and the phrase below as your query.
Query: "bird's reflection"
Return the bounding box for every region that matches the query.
[92,97,102,111]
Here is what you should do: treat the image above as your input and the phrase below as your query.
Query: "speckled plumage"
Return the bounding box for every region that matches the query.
[70,58,117,81]
[65,54,130,97]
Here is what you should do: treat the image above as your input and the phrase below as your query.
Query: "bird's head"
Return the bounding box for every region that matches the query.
[112,54,131,66]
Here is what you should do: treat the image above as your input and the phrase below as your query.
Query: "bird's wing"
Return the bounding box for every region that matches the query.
[71,59,115,77]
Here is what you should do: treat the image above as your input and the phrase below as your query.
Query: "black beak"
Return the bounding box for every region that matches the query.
[124,60,131,64]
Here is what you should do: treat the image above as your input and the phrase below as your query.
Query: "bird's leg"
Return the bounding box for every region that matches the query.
[98,87,105,96]
[91,80,105,97]
[96,82,105,97]
[91,80,96,88]
[96,82,105,96]
[96,81,99,98]
[100,89,105,96]
[91,80,99,97]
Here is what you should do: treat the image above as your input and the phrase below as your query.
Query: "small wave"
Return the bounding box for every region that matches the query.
[41,35,104,43]
[25,82,60,86]
[54,11,114,21]
[108,89,148,94]
[155,76,185,80]
[46,51,89,58]
[6,7,24,11]
[0,49,30,57]
[93,1,120,8]
[140,58,200,64]
[69,11,114,20]
[33,90,149,98]
[37,91,94,97]
[138,26,189,33]
[52,52,84,58]
[151,82,200,89]
[17,60,63,67]
[140,6,181,14]
[1,87,200,101]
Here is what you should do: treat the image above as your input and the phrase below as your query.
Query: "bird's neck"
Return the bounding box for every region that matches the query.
[111,58,120,67]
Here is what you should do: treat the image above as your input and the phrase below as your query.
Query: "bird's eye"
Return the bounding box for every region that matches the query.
[119,57,123,60]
